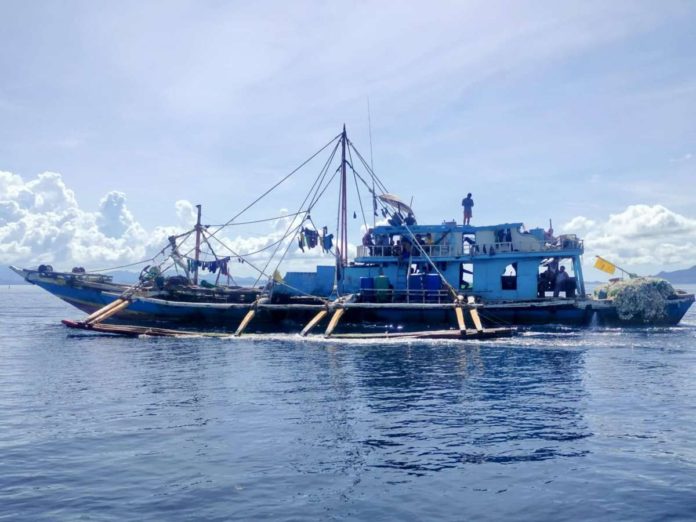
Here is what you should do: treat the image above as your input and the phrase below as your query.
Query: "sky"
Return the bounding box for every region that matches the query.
[1,1,695,280]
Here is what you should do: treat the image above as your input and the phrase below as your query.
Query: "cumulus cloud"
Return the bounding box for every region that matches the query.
[97,191,141,238]
[562,204,696,271]
[5,170,693,282]
[0,170,339,277]
[0,170,174,268]
[175,200,198,228]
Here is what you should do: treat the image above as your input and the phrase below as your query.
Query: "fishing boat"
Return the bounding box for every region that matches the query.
[10,127,694,335]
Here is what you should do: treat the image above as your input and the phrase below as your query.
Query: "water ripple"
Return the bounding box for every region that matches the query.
[1,285,696,521]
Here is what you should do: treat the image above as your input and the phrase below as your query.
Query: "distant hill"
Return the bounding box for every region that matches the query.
[0,266,28,284]
[654,265,696,284]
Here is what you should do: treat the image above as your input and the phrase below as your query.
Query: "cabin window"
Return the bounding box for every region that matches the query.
[463,234,476,254]
[501,263,517,290]
[460,263,473,290]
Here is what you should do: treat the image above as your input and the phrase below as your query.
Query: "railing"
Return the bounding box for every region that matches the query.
[470,238,584,256]
[469,242,513,256]
[545,237,584,251]
[357,236,584,259]
[357,243,455,258]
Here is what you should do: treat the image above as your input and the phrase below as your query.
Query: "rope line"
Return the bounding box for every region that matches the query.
[255,139,342,287]
[206,133,342,242]
[348,146,368,231]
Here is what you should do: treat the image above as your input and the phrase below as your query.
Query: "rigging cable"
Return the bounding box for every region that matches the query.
[348,139,390,194]
[254,138,342,287]
[206,232,330,303]
[347,146,368,231]
[205,210,306,227]
[205,132,342,242]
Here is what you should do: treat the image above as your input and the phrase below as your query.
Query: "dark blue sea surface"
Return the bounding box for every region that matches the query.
[1,285,695,521]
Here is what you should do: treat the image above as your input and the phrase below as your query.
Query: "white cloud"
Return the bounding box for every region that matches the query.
[175,200,198,228]
[0,170,339,277]
[0,170,169,268]
[97,191,141,238]
[5,168,694,284]
[563,204,696,272]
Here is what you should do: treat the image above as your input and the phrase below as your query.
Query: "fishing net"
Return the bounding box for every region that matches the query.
[594,278,676,322]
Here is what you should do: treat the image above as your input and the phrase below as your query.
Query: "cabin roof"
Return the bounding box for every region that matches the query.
[372,222,525,234]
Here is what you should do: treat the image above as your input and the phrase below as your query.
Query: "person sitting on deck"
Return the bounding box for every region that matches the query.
[462,193,474,225]
[389,212,403,226]
[375,234,389,255]
[554,266,569,297]
[400,239,412,259]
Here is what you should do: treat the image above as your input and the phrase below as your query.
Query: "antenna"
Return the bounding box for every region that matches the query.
[367,97,375,172]
[367,97,376,228]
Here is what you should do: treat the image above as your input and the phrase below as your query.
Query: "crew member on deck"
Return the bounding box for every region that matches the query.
[389,212,403,227]
[554,265,569,297]
[462,193,474,225]
[362,228,374,254]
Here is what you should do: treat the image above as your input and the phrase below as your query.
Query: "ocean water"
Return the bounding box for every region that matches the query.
[1,284,695,521]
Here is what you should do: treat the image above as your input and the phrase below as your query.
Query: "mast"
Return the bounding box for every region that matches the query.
[340,125,348,267]
[367,98,376,229]
[193,204,202,285]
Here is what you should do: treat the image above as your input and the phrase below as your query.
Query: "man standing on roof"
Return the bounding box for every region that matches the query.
[462,193,474,225]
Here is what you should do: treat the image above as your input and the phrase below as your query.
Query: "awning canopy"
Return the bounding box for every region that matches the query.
[378,193,414,216]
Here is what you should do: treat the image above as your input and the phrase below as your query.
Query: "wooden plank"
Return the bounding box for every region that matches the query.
[324,308,346,336]
[62,320,229,338]
[329,327,513,340]
[234,309,256,336]
[86,299,131,325]
[61,320,515,340]
[454,306,466,334]
[83,298,127,323]
[300,309,328,336]
[467,296,484,333]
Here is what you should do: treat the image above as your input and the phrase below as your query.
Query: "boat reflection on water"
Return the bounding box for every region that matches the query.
[289,338,591,476]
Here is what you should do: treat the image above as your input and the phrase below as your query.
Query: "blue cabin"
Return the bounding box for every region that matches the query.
[275,220,585,304]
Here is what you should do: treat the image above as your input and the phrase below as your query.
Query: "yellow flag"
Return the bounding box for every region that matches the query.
[272,269,284,283]
[594,256,616,275]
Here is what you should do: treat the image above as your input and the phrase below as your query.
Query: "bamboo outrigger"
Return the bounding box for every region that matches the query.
[60,293,514,339]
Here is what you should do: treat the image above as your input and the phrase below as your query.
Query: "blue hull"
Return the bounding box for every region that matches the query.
[18,269,693,330]
[33,278,592,329]
[34,280,253,325]
[594,295,695,326]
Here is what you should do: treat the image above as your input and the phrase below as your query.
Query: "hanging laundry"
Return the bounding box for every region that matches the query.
[303,227,318,249]
[323,233,334,252]
[220,258,229,276]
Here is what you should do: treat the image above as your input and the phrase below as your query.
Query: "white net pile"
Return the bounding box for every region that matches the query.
[594,278,676,322]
